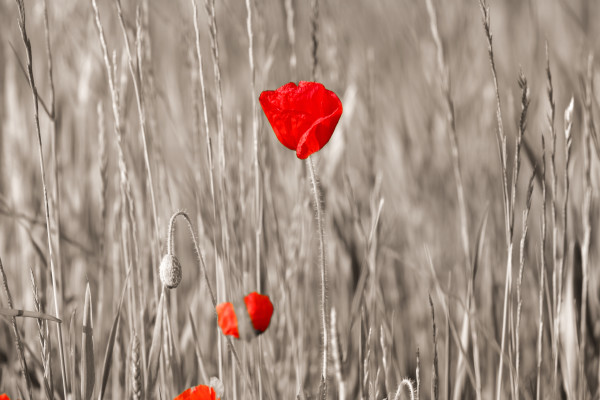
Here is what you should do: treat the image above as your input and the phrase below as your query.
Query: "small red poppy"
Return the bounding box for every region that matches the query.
[0,395,9,400]
[174,384,219,400]
[216,292,274,340]
[259,81,343,159]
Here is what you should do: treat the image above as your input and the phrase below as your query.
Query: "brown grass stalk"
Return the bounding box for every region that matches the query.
[555,96,574,395]
[424,0,470,265]
[429,295,439,400]
[0,256,33,399]
[13,1,68,396]
[131,333,142,400]
[203,0,226,174]
[91,1,146,382]
[42,0,64,323]
[515,168,535,398]
[245,0,262,297]
[579,54,593,397]
[478,3,530,398]
[30,268,53,400]
[536,136,547,400]
[424,2,474,398]
[283,0,297,78]
[82,284,95,400]
[545,44,560,397]
[190,0,217,224]
[310,0,319,80]
[331,308,345,400]
[114,0,162,259]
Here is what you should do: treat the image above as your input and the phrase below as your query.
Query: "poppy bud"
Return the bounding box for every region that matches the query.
[216,292,274,341]
[159,254,182,289]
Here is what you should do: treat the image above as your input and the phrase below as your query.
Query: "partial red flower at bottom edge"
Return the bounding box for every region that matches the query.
[216,292,274,341]
[0,394,9,400]
[174,385,219,400]
[259,81,343,159]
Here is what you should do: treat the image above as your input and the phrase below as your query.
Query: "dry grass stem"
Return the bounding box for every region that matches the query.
[13,0,68,396]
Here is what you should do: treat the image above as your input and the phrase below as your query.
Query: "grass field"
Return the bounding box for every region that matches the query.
[1,0,600,399]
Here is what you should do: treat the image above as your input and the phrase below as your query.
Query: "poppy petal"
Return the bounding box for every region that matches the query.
[216,302,239,339]
[244,292,274,333]
[232,298,258,340]
[259,81,343,159]
[0,394,9,400]
[174,384,219,400]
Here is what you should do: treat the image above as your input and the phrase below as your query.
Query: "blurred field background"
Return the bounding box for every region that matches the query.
[1,0,600,398]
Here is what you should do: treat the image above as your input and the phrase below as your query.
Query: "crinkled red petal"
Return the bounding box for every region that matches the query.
[216,302,239,339]
[173,384,218,400]
[244,292,274,333]
[259,81,343,159]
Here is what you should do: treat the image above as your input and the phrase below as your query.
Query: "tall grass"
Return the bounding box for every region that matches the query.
[1,0,600,399]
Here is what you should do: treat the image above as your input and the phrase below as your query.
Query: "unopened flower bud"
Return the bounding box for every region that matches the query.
[159,254,182,289]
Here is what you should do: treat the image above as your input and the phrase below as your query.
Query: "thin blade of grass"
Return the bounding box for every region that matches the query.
[82,283,95,400]
[69,309,82,400]
[471,208,489,283]
[0,308,61,324]
[187,310,209,384]
[98,274,129,400]
[146,288,165,396]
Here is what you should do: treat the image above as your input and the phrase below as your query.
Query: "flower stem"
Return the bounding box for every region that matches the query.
[307,156,328,396]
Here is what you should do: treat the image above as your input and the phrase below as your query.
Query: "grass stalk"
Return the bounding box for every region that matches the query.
[131,333,142,400]
[546,44,560,398]
[42,0,65,322]
[0,256,33,400]
[477,4,529,398]
[114,0,162,257]
[191,0,217,221]
[30,268,54,399]
[310,0,319,81]
[429,295,439,400]
[515,169,535,397]
[13,1,68,396]
[579,54,593,397]
[331,308,345,400]
[555,97,574,392]
[283,0,297,78]
[203,0,226,174]
[536,136,547,400]
[82,283,95,400]
[244,0,262,295]
[424,0,469,264]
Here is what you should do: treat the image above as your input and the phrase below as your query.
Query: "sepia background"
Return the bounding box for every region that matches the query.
[0,0,599,398]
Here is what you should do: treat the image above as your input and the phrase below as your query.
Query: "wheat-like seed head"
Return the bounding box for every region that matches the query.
[131,333,142,400]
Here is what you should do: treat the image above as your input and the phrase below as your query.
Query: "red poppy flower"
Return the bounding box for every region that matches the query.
[259,81,343,159]
[216,292,274,340]
[0,394,9,400]
[174,384,219,400]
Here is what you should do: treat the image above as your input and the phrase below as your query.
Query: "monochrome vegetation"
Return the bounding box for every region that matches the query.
[0,0,599,399]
